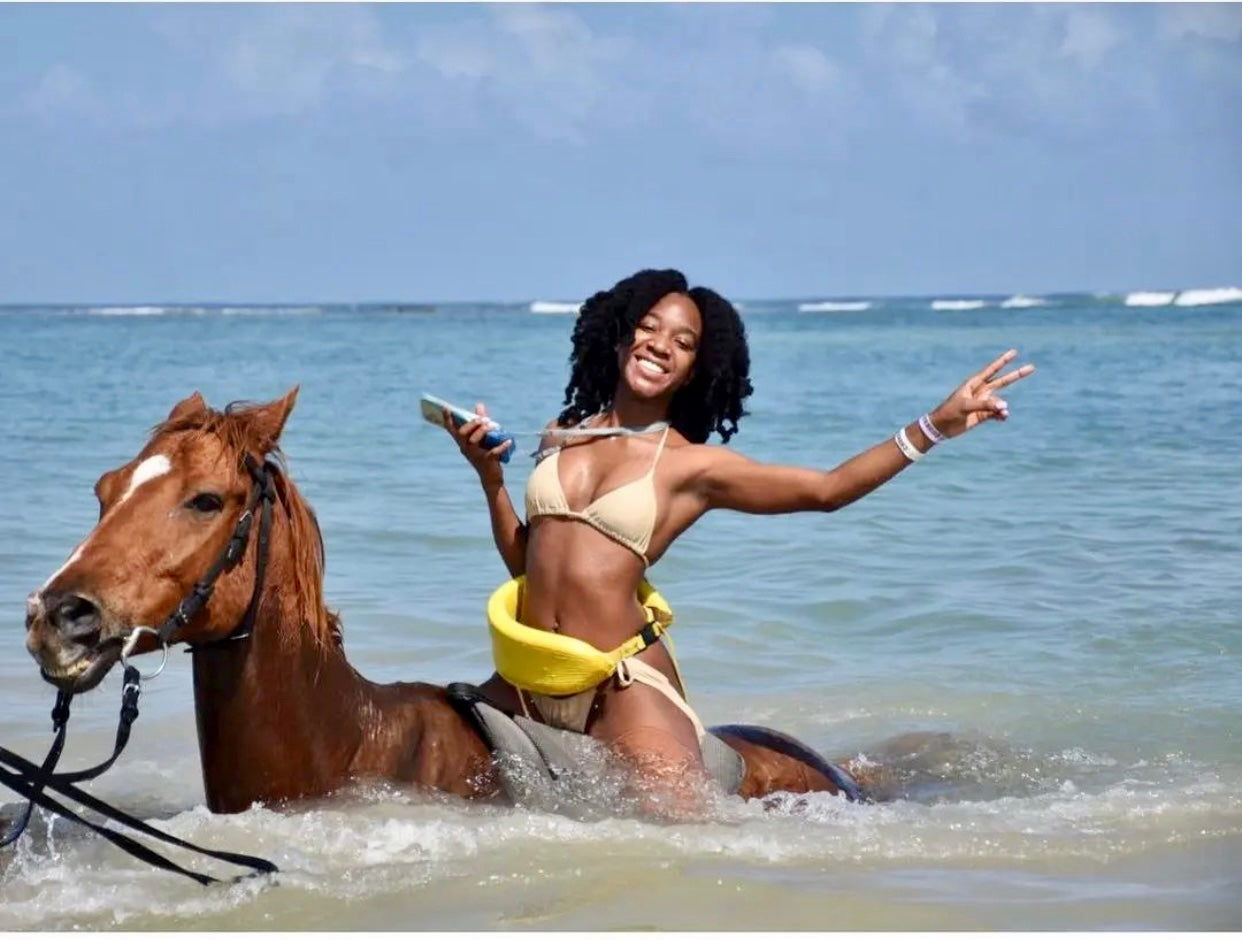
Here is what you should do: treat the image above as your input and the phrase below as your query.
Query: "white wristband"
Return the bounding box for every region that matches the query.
[893,427,923,462]
[918,412,946,445]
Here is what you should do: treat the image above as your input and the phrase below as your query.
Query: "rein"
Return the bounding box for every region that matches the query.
[0,454,278,884]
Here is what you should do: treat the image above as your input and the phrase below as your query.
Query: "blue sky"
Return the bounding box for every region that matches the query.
[1,3,1239,303]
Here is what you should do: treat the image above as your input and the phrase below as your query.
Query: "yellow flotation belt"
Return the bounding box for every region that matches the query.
[487,576,674,697]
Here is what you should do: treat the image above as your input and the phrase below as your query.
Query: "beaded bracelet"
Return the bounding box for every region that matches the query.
[918,412,946,445]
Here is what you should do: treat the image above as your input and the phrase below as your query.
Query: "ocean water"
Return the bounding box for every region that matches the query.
[1,295,1240,929]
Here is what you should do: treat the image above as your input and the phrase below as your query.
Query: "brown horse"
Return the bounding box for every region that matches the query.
[24,390,868,815]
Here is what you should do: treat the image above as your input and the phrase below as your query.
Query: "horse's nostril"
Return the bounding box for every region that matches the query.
[50,593,102,639]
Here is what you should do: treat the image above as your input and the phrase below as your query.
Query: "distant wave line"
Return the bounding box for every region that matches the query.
[91,305,167,316]
[81,305,326,317]
[1000,295,1047,309]
[798,300,872,313]
[529,301,582,315]
[931,299,989,311]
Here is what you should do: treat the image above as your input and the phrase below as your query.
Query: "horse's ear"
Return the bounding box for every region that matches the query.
[167,391,208,423]
[243,386,299,454]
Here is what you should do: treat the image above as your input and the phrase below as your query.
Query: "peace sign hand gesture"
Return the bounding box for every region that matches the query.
[928,349,1036,440]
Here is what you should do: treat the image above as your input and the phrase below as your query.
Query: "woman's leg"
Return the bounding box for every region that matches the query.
[590,674,713,821]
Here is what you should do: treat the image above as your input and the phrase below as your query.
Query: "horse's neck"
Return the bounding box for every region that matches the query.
[190,595,372,808]
[189,502,492,812]
[189,503,403,811]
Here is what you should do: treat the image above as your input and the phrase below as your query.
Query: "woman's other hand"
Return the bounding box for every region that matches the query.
[928,349,1036,439]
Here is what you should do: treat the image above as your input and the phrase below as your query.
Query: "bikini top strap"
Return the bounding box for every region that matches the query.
[649,424,672,471]
[533,413,597,463]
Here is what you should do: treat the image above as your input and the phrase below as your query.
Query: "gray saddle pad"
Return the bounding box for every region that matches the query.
[463,697,745,816]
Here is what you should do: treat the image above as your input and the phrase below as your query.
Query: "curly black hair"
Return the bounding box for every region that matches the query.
[557,268,753,444]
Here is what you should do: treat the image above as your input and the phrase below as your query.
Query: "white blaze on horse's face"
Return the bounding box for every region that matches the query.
[36,453,173,595]
[26,450,188,692]
[118,454,172,506]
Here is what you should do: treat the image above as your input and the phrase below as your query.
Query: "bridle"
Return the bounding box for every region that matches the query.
[0,453,279,884]
[169,451,276,655]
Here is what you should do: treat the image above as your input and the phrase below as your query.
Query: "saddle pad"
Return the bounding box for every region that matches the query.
[448,684,745,814]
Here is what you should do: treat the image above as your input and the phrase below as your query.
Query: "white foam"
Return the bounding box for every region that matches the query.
[931,299,988,311]
[1124,291,1176,307]
[798,300,871,313]
[6,773,1239,930]
[1000,294,1047,309]
[529,301,581,315]
[1173,286,1242,307]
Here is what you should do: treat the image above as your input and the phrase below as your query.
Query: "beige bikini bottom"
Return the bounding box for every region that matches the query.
[522,656,707,742]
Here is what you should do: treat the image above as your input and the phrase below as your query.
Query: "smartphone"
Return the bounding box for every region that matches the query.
[420,394,514,462]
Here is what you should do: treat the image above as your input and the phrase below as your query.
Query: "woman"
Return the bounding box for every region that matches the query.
[446,268,1034,814]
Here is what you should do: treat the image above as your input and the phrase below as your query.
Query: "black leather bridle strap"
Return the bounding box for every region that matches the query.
[159,457,273,647]
[0,669,142,847]
[0,692,71,848]
[183,455,275,652]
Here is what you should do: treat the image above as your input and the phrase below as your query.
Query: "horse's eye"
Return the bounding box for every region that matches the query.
[186,493,224,514]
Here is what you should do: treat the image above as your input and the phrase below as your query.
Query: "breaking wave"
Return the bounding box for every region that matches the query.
[1124,291,1176,307]
[1000,295,1047,309]
[1173,286,1242,307]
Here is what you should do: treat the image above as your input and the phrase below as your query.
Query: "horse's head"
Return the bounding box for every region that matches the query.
[25,388,301,692]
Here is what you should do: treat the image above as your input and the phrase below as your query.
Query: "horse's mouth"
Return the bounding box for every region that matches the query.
[35,637,124,693]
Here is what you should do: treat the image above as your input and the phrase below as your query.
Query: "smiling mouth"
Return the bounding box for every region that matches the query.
[635,357,668,376]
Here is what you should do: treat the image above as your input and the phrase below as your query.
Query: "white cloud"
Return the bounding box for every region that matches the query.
[1154,3,1242,90]
[856,5,1164,138]
[22,63,100,122]
[414,5,628,144]
[128,5,408,123]
[1159,4,1242,43]
[860,4,983,131]
[1059,8,1122,69]
[415,32,494,82]
[772,44,844,98]
[213,6,407,117]
[14,4,1206,153]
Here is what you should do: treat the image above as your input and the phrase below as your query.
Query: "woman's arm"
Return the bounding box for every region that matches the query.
[445,403,527,577]
[695,349,1035,515]
[477,478,527,577]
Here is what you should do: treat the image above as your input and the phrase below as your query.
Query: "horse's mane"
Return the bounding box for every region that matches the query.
[151,401,344,650]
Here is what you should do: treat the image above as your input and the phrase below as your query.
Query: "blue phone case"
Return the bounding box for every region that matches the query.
[478,427,515,463]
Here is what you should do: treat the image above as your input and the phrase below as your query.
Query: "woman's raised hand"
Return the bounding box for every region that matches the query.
[928,349,1036,440]
[445,402,512,487]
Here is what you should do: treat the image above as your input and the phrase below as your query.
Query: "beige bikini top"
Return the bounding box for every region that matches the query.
[524,424,671,566]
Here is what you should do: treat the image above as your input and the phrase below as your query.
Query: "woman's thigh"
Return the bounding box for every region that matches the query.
[590,679,712,817]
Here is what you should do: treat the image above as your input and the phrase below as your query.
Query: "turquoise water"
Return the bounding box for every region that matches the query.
[1,298,1240,929]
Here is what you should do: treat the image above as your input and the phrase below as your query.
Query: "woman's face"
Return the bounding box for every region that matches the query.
[617,292,702,401]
